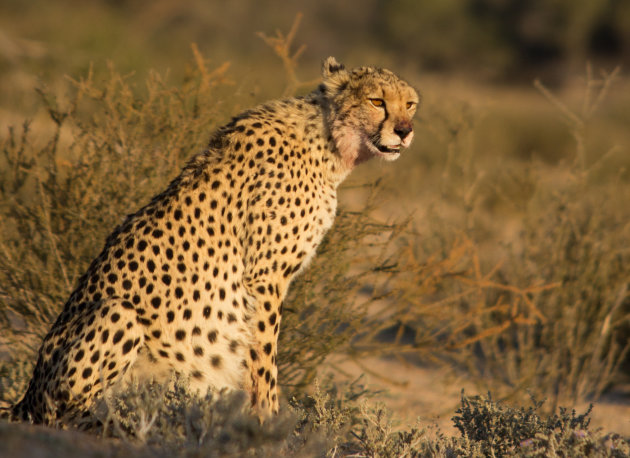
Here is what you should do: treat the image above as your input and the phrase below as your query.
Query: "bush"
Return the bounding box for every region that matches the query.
[0,43,550,407]
[0,20,628,458]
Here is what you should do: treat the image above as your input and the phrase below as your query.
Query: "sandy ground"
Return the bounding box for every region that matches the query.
[332,356,630,437]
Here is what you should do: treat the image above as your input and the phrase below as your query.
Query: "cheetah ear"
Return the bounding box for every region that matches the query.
[322,57,345,77]
[321,57,350,94]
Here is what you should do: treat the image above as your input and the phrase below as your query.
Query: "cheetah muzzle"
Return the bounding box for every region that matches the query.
[8,56,419,426]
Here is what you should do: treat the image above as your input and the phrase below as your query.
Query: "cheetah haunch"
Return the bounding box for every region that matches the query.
[10,57,419,425]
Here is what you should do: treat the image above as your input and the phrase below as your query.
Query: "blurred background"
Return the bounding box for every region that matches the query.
[1,0,629,436]
[2,0,630,103]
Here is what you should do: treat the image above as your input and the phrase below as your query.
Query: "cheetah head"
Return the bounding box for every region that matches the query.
[320,57,419,167]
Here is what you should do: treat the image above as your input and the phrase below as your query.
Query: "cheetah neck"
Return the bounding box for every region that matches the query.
[310,93,373,181]
[274,94,354,188]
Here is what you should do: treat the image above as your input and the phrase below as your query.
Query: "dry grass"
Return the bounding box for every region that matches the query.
[0,13,628,457]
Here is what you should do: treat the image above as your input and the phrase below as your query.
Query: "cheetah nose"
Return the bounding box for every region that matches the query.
[394,123,412,141]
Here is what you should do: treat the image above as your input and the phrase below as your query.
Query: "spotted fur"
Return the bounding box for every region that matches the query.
[9,57,419,425]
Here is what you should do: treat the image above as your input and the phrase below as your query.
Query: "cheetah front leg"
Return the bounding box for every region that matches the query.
[244,283,283,418]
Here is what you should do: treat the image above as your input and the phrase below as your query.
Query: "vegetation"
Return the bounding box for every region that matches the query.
[2,381,628,457]
[1,7,629,457]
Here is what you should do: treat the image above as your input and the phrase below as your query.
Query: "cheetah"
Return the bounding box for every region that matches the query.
[8,57,419,425]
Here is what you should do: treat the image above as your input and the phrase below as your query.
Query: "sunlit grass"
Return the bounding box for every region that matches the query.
[0,11,629,457]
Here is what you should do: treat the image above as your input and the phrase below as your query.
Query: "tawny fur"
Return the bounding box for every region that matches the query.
[9,57,419,426]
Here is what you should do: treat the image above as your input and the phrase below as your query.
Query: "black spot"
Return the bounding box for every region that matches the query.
[183,309,192,320]
[137,240,148,251]
[211,180,221,190]
[122,339,134,355]
[175,287,184,299]
[175,330,186,341]
[90,351,100,364]
[250,349,258,361]
[269,313,277,325]
[207,330,218,343]
[194,346,204,356]
[138,317,151,326]
[211,355,222,368]
[111,313,121,323]
[263,343,272,355]
[167,311,175,323]
[191,370,203,379]
[112,330,124,344]
[152,330,161,338]
[175,352,185,362]
[203,306,211,318]
[258,321,266,332]
[74,349,85,362]
[151,297,161,309]
[82,367,93,379]
[101,330,109,344]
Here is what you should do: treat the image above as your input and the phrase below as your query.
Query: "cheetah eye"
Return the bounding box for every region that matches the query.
[406,101,417,110]
[369,98,385,108]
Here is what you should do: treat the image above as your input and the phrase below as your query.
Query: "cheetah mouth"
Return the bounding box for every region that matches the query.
[363,137,402,162]
[376,144,401,154]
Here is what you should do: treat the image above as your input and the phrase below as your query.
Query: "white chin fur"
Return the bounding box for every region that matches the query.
[375,150,400,161]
